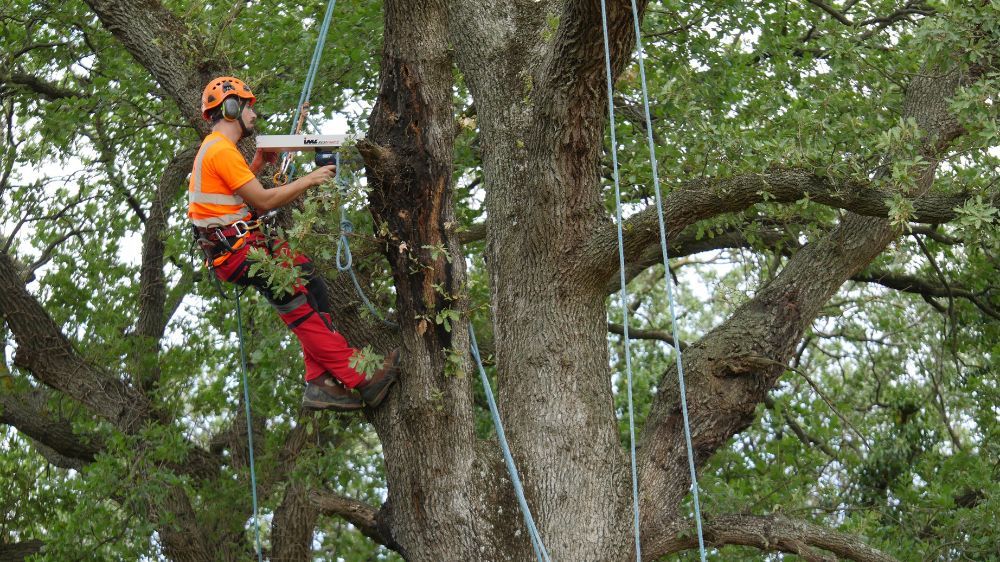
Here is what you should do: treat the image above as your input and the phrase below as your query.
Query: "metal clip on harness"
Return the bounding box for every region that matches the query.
[200,219,263,269]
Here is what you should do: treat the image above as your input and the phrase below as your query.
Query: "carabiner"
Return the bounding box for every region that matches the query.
[231,220,250,238]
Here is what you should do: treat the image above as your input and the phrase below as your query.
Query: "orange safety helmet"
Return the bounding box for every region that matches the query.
[201,76,256,120]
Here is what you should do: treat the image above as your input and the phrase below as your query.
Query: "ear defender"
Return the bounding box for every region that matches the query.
[221,96,241,121]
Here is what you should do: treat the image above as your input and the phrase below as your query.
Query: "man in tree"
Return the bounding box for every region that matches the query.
[189,76,399,412]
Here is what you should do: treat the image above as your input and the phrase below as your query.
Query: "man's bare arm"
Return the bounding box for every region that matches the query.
[235,165,335,212]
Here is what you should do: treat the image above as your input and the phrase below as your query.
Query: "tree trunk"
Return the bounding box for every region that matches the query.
[359,1,508,559]
[445,2,649,559]
[271,483,320,562]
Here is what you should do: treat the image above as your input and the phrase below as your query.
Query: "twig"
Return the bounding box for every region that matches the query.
[807,0,854,26]
[607,321,687,349]
[755,355,872,450]
[789,363,871,450]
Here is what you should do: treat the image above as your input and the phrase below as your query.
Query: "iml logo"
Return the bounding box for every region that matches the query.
[303,137,335,146]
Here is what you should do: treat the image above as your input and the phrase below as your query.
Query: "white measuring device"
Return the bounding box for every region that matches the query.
[259,134,365,183]
[255,134,363,152]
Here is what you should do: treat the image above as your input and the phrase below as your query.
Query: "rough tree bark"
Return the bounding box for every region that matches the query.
[443,1,648,559]
[357,1,496,559]
[0,540,44,562]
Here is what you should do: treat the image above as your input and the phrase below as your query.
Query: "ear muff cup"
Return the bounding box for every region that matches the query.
[221,97,242,121]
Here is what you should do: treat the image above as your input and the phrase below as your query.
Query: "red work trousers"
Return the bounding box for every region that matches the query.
[212,232,365,388]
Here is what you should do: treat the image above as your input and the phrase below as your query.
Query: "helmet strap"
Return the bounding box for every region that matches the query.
[236,100,251,139]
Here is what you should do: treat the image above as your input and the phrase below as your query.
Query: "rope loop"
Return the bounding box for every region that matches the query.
[335,171,351,192]
[336,233,353,271]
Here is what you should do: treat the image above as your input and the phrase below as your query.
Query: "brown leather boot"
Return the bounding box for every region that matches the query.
[357,348,400,407]
[302,373,364,411]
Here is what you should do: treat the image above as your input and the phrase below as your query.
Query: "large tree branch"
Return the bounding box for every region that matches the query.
[258,410,312,495]
[662,513,898,562]
[589,48,987,285]
[636,61,978,558]
[267,413,387,557]
[608,321,686,349]
[82,0,215,129]
[0,390,220,482]
[149,485,219,561]
[0,251,151,432]
[271,483,320,562]
[8,40,68,61]
[19,228,93,284]
[132,146,197,391]
[0,389,102,469]
[0,250,223,480]
[806,0,936,44]
[602,215,998,321]
[604,223,795,294]
[0,540,45,562]
[0,71,82,100]
[309,490,391,549]
[539,0,646,103]
[807,0,855,26]
[637,211,902,559]
[854,271,999,320]
[584,167,995,283]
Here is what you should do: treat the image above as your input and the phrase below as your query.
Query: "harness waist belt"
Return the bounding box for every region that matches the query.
[193,218,264,267]
[195,218,260,240]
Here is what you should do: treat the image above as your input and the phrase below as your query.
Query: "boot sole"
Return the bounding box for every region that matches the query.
[303,398,364,412]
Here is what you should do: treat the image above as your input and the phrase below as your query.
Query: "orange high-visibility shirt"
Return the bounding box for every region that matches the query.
[188,132,255,228]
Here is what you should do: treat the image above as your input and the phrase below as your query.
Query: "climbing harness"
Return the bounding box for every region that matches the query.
[193,218,263,267]
[470,326,551,562]
[599,1,708,560]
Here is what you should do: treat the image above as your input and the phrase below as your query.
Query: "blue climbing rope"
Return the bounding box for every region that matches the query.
[598,2,642,560]
[234,294,264,562]
[599,1,708,559]
[469,325,551,562]
[624,1,707,557]
[279,0,338,181]
[290,0,337,136]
